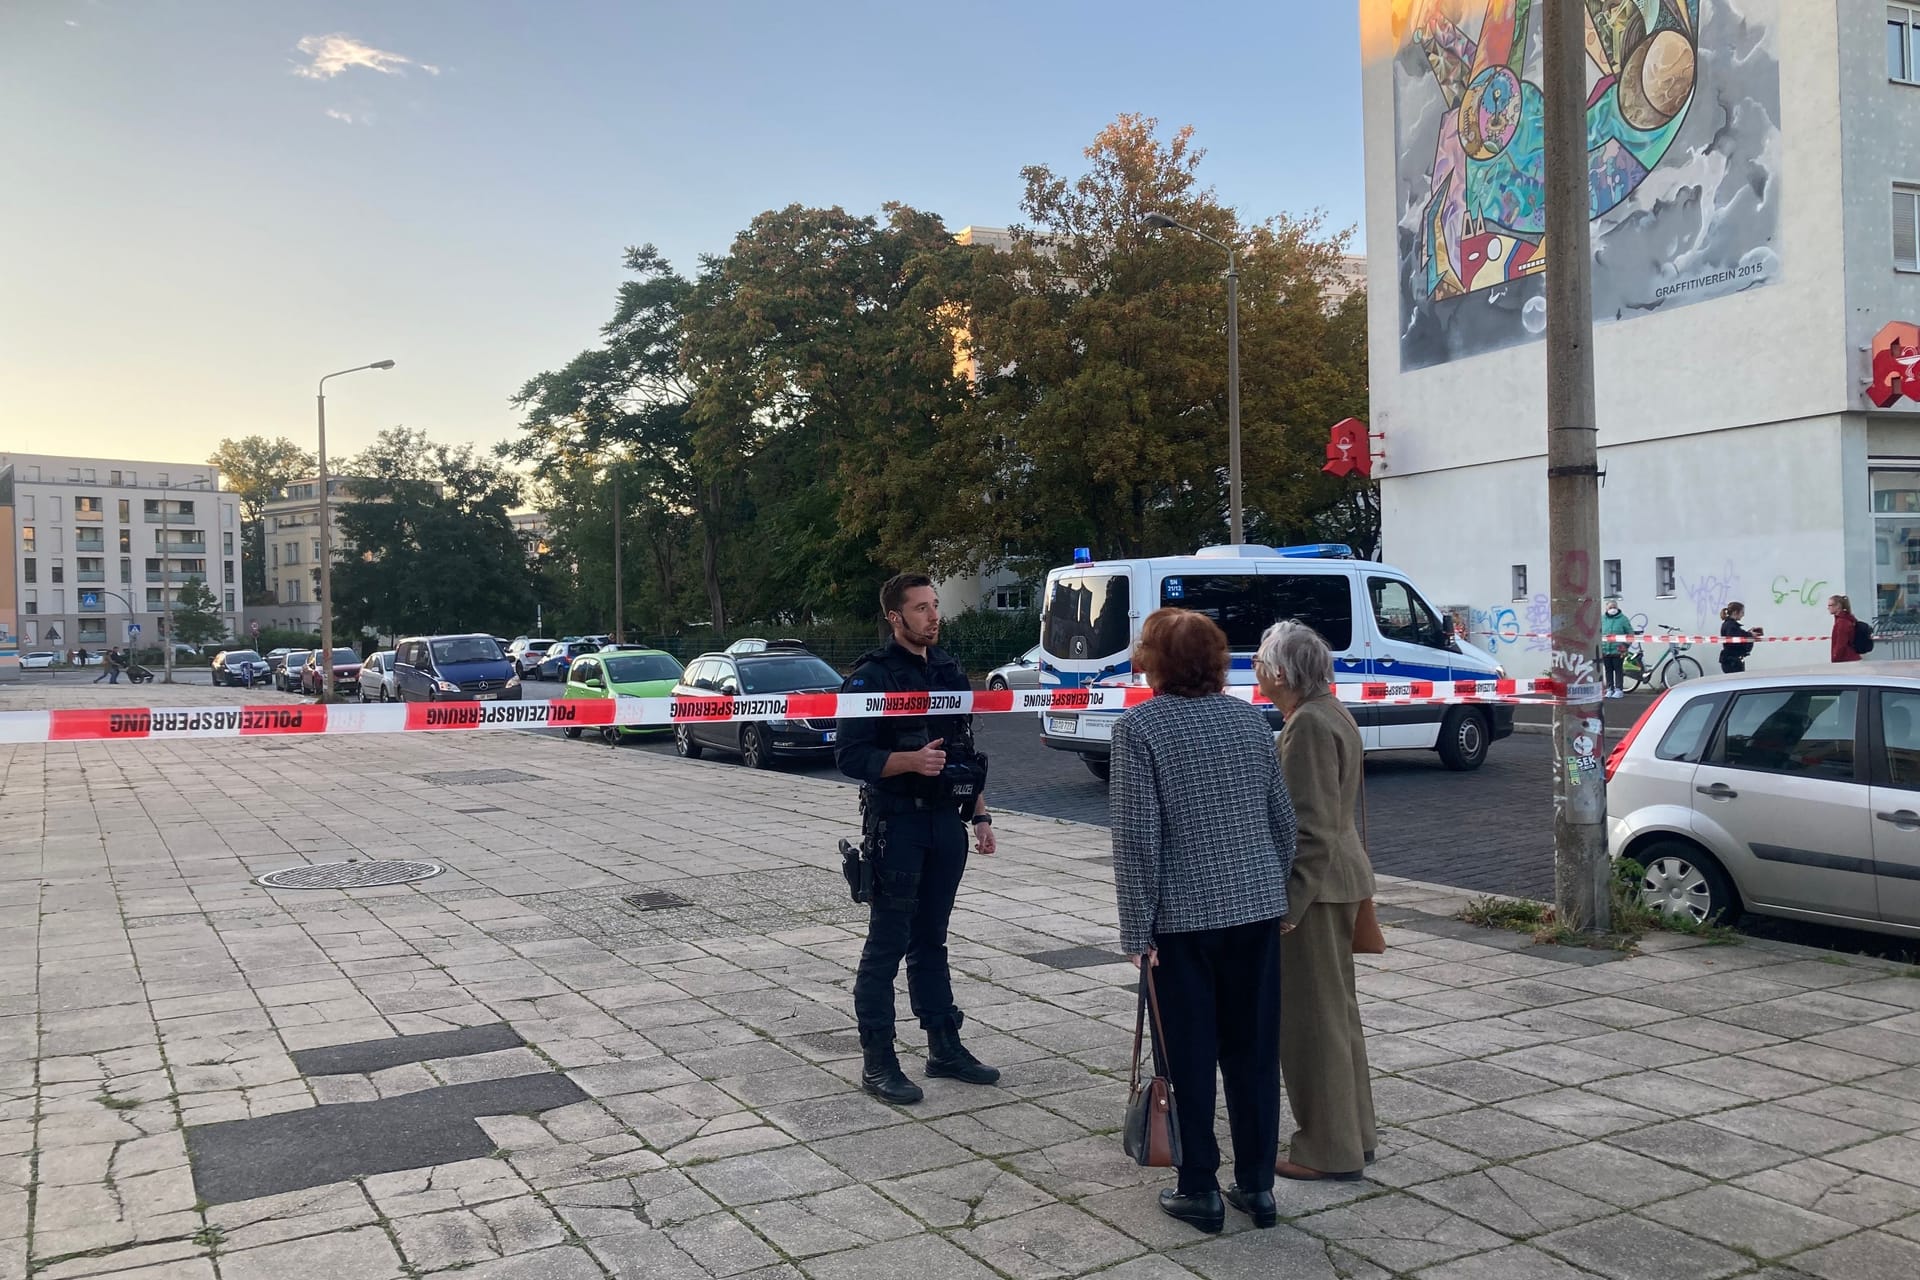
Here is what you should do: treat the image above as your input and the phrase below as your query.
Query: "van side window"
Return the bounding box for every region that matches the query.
[1163,573,1353,651]
[1368,577,1444,648]
[1042,573,1132,661]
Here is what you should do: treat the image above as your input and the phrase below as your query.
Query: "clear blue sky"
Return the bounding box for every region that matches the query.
[1,1,1363,465]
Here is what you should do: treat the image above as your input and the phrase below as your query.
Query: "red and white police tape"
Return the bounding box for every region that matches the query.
[0,678,1569,745]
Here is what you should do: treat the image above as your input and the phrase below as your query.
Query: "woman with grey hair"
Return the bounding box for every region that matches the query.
[1255,619,1377,1181]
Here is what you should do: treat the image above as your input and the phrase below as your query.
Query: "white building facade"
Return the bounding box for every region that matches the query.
[1362,1,1920,673]
[0,453,241,650]
[254,476,356,634]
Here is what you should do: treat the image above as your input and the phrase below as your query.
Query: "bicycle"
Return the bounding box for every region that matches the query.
[1619,623,1703,694]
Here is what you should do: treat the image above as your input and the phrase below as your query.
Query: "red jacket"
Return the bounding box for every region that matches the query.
[1832,612,1861,663]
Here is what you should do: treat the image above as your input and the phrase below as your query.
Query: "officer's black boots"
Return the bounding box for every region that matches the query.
[859,1028,924,1105]
[925,1012,1000,1086]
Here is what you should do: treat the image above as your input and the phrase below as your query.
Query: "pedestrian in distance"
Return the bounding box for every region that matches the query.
[94,647,117,684]
[76,647,90,671]
[1111,608,1297,1234]
[1829,594,1865,663]
[1256,620,1378,1183]
[836,573,999,1107]
[1600,598,1633,698]
[1719,603,1761,674]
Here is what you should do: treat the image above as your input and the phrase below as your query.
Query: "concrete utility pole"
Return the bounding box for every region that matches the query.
[1545,0,1609,930]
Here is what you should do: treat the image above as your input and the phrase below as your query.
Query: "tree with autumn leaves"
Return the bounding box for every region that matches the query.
[512,114,1372,636]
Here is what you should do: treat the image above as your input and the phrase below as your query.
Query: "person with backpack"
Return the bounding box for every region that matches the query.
[1829,594,1870,663]
[1718,603,1762,674]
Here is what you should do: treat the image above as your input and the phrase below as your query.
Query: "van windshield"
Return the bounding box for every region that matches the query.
[1159,573,1354,651]
[432,637,504,664]
[1042,572,1133,661]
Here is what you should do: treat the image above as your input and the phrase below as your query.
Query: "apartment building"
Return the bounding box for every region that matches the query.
[254,476,358,634]
[0,452,241,652]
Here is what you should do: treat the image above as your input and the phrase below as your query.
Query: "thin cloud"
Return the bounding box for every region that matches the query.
[324,107,371,125]
[292,33,439,81]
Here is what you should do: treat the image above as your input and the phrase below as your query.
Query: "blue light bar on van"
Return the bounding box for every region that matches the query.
[1073,547,1093,564]
[1193,543,1356,560]
[1275,543,1355,559]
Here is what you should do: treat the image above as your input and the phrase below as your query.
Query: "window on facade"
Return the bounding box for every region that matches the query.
[224,561,235,584]
[1873,469,1920,622]
[50,564,63,584]
[1895,6,1920,82]
[117,499,129,522]
[76,558,102,575]
[1655,557,1677,597]
[311,538,321,562]
[223,531,234,555]
[224,590,235,611]
[20,527,33,552]
[120,558,130,584]
[1511,565,1528,600]
[118,529,129,553]
[1897,185,1920,271]
[25,559,38,584]
[74,496,102,518]
[1604,559,1622,599]
[22,591,34,616]
[991,585,1031,612]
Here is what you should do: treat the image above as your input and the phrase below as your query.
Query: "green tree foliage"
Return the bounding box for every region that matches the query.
[208,436,316,604]
[965,113,1373,566]
[330,428,537,641]
[169,577,228,647]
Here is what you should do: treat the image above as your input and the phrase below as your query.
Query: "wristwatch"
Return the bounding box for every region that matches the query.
[969,814,992,826]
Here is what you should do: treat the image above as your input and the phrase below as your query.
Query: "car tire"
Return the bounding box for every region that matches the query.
[988,676,1009,692]
[565,727,582,740]
[741,725,772,770]
[1437,708,1490,771]
[1084,756,1111,783]
[1635,839,1739,926]
[675,725,704,759]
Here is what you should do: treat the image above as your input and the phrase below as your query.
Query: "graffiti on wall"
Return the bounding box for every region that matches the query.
[1390,0,1783,370]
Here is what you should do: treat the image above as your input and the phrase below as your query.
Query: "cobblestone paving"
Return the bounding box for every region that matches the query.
[2,680,1920,1278]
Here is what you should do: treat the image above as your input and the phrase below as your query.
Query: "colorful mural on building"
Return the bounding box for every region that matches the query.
[1391,0,1782,370]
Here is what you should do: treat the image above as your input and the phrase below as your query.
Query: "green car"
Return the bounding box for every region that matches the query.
[561,648,685,743]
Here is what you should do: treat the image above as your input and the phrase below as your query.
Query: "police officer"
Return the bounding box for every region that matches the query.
[837,572,1000,1104]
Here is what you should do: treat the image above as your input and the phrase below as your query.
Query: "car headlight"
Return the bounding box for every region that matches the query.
[505,675,521,688]
[435,679,461,694]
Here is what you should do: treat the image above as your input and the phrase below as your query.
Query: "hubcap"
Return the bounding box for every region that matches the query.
[1459,719,1483,756]
[1641,856,1711,923]
[744,731,761,766]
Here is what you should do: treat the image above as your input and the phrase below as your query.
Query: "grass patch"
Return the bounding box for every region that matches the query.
[95,1093,141,1111]
[1460,897,1550,932]
[191,1225,226,1250]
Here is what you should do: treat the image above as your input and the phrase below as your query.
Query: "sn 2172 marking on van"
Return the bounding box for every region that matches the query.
[1034,543,1514,782]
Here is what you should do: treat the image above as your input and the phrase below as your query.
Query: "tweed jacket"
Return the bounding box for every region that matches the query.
[1276,691,1376,927]
[1110,691,1298,954]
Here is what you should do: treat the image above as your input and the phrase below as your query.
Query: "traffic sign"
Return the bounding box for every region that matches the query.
[128,623,142,639]
[250,620,260,635]
[80,591,101,610]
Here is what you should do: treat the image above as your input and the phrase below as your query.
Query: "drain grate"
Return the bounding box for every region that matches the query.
[257,860,444,890]
[622,891,693,912]
[414,769,545,787]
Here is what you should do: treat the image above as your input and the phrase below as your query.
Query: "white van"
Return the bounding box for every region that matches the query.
[1037,544,1514,780]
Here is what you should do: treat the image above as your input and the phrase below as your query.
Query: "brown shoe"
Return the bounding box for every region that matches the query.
[1276,1159,1364,1183]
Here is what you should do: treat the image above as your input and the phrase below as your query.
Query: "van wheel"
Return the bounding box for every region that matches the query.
[564,727,582,740]
[675,725,703,759]
[1636,839,1739,926]
[1437,709,1489,771]
[1084,757,1111,783]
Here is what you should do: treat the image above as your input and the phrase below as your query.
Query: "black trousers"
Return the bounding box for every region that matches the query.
[1153,917,1283,1195]
[853,809,969,1035]
[1720,653,1747,673]
[1601,653,1624,691]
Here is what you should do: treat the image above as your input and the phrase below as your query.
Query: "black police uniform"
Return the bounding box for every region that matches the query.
[837,639,997,1098]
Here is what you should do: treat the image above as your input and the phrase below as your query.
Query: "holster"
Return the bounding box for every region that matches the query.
[840,789,886,905]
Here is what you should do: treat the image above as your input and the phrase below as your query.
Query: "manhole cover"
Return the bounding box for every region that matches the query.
[623,891,693,912]
[414,769,545,787]
[256,861,444,890]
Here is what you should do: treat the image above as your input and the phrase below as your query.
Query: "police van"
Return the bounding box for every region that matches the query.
[1037,544,1513,780]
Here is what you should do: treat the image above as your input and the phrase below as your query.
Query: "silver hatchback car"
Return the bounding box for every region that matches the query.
[1606,663,1920,939]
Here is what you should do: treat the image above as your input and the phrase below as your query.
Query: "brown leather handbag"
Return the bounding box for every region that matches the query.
[1123,965,1182,1168]
[1352,767,1387,954]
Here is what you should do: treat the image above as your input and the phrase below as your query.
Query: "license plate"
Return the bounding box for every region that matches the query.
[474,692,498,701]
[1047,716,1077,736]
[1080,716,1115,741]
[823,731,836,743]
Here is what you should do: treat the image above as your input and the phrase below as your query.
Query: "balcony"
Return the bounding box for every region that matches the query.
[74,541,104,554]
[157,540,206,554]
[76,571,105,583]
[143,505,197,523]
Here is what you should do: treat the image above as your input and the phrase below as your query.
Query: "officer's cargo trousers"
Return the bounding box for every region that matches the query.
[852,809,969,1034]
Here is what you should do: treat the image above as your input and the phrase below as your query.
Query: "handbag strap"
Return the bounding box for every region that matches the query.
[1140,964,1172,1077]
[1129,971,1147,1092]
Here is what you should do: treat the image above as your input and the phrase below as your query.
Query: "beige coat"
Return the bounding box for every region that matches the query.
[1277,691,1375,927]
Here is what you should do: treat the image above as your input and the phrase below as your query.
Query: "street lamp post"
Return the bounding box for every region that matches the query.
[316,360,395,699]
[1144,211,1243,545]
